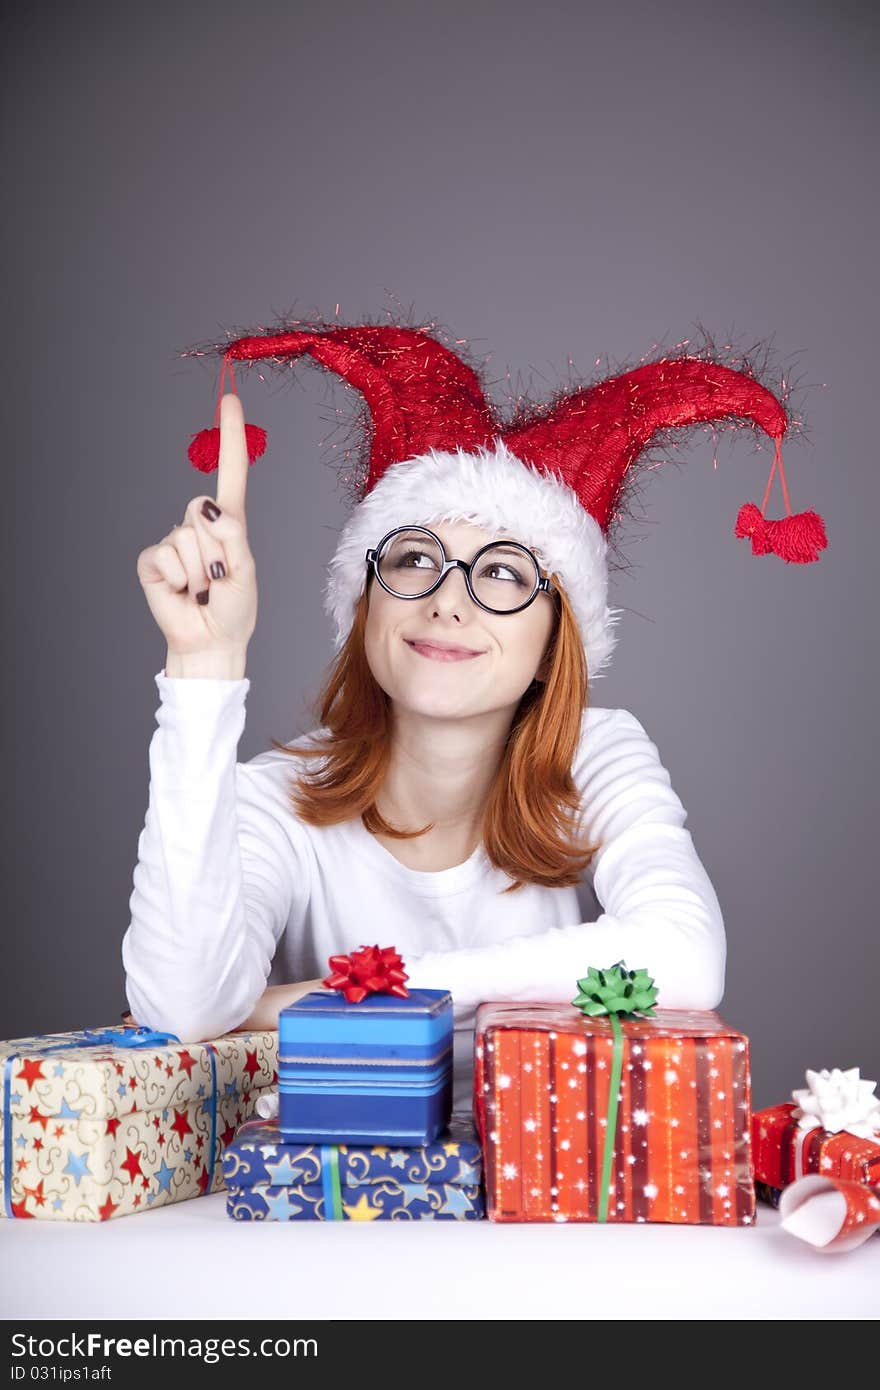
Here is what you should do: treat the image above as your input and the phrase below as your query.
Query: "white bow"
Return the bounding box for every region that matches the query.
[791,1067,880,1139]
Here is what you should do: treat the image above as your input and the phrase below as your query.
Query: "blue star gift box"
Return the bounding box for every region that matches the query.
[222,1111,485,1221]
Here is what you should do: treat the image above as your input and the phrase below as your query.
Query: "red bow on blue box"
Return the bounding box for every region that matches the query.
[322,944,410,1004]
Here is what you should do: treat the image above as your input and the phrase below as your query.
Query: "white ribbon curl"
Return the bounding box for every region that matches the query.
[254,1089,279,1121]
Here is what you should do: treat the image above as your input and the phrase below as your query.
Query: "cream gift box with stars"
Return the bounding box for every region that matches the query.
[1,1024,277,1221]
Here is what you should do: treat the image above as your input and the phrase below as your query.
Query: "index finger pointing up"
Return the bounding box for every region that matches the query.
[216,392,250,518]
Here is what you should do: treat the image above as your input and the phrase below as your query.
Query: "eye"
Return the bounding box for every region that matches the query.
[395,547,439,570]
[480,561,529,586]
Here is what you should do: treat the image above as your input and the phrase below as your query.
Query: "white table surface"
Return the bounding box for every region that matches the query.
[0,1193,875,1320]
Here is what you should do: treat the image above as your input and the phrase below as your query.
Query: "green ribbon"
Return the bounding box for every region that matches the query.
[571,962,659,1223]
[320,1145,344,1219]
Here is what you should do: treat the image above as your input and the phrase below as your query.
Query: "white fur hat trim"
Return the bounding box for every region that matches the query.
[323,437,622,680]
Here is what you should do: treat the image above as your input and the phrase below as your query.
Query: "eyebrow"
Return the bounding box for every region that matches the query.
[484,544,526,558]
[399,531,527,561]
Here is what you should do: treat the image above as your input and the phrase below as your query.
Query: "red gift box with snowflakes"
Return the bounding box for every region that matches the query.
[474,1000,756,1225]
[1,1024,277,1221]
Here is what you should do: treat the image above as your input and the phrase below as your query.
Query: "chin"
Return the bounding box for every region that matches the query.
[392,689,477,718]
[386,673,489,713]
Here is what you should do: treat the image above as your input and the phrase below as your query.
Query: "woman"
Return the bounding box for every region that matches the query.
[124,320,807,1113]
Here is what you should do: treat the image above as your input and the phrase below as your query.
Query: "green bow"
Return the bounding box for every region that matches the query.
[571,962,659,1221]
[571,962,659,1018]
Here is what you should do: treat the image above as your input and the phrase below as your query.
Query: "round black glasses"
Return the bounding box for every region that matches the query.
[365,526,556,616]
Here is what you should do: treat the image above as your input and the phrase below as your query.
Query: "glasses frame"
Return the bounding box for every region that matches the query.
[365,525,556,617]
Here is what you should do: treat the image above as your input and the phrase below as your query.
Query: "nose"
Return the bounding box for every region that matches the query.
[428,562,472,621]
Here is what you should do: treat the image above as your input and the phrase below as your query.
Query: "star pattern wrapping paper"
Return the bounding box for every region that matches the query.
[474,1003,756,1225]
[752,1102,880,1189]
[226,1179,485,1221]
[1,1025,278,1221]
[223,1111,485,1220]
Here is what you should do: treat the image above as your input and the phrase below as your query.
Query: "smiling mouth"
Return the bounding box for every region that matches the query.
[405,639,485,662]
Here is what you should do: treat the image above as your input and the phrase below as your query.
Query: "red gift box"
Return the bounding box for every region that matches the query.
[474,1001,755,1224]
[752,1102,880,1189]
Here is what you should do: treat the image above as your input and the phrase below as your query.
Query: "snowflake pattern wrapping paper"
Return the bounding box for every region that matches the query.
[752,1101,880,1190]
[1,1024,278,1221]
[223,1111,485,1220]
[474,1003,755,1224]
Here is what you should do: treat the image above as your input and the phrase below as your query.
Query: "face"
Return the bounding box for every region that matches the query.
[363,519,557,722]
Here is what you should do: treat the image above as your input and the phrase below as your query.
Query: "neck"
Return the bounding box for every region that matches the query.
[376,703,516,836]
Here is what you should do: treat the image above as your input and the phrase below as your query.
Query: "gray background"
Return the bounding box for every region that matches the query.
[4,0,877,1110]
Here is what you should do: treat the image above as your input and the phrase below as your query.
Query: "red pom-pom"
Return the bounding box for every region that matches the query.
[187,423,267,473]
[734,502,773,555]
[187,428,220,473]
[735,503,827,564]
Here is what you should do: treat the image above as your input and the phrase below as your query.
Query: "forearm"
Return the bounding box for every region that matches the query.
[406,826,726,1019]
[125,982,329,1037]
[122,672,283,1042]
[408,910,724,1020]
[231,980,328,1032]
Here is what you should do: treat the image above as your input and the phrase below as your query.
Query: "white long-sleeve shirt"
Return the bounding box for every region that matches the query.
[122,671,726,1113]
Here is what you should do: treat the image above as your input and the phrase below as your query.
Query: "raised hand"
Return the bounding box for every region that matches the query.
[137,394,258,677]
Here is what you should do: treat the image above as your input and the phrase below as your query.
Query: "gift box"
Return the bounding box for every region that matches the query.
[223,1111,484,1220]
[752,1075,880,1192]
[278,988,453,1145]
[1,1023,277,1221]
[474,999,755,1224]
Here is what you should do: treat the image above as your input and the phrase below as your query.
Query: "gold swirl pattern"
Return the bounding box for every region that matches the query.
[221,1115,484,1198]
[224,1178,485,1220]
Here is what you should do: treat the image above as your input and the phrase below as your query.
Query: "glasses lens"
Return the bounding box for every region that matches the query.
[376,532,540,612]
[377,530,445,595]
[470,543,539,611]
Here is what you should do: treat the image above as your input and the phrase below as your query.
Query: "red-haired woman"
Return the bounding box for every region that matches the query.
[124,388,725,1112]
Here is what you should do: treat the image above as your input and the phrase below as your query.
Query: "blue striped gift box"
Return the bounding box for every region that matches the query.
[278,989,453,1144]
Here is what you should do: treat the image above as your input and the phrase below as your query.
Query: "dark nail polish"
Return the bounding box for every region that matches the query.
[197,589,209,605]
[210,560,226,580]
[202,500,221,522]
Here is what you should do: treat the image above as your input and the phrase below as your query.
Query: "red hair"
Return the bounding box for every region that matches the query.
[270,576,599,893]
